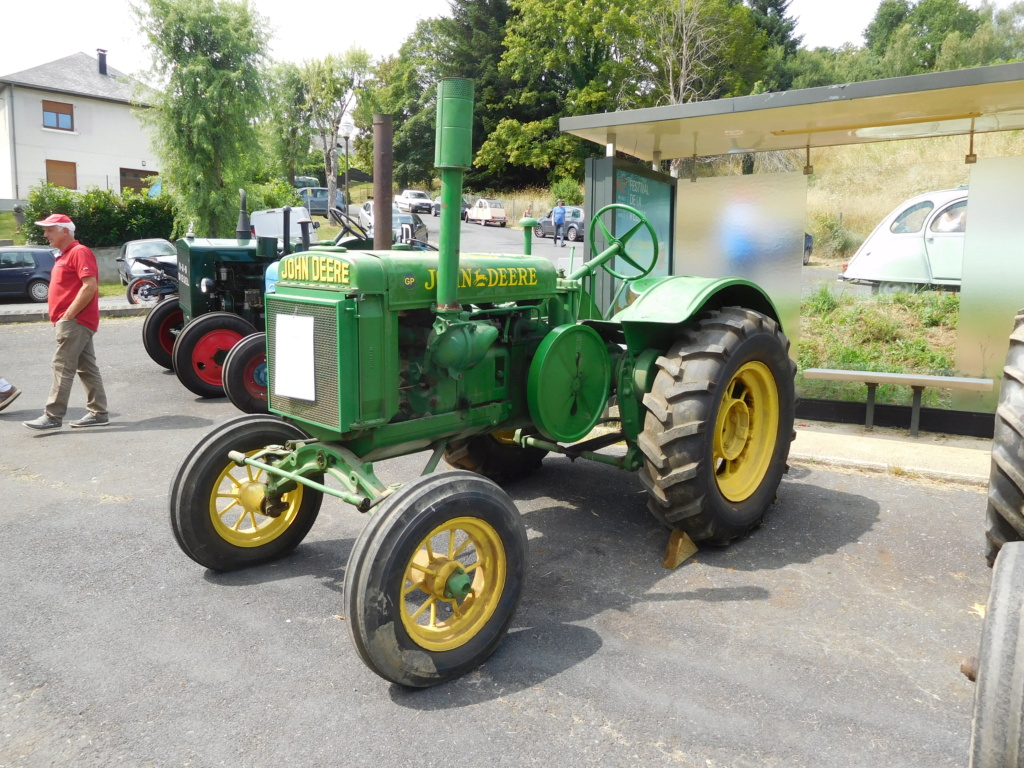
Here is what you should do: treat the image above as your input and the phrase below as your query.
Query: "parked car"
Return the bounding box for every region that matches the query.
[803,232,814,265]
[466,198,507,227]
[395,189,432,214]
[535,206,586,241]
[431,195,470,220]
[0,245,56,303]
[251,206,320,249]
[116,238,177,285]
[839,187,968,292]
[359,201,428,243]
[297,187,345,217]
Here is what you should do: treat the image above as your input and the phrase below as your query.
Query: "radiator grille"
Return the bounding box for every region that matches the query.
[266,296,340,430]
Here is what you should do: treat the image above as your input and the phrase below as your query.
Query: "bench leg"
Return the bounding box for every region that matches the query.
[865,383,877,430]
[910,386,924,437]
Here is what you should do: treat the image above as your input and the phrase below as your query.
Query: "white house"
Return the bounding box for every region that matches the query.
[0,50,160,206]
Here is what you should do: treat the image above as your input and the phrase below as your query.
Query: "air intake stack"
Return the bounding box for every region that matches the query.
[434,78,474,312]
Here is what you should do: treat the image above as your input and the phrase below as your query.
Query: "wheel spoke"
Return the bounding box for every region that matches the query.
[408,595,436,622]
[596,218,614,244]
[619,219,645,243]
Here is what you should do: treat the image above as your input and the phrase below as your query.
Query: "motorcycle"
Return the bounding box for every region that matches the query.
[126,256,179,305]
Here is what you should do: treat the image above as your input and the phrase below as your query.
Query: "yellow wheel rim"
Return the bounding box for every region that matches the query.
[712,361,780,502]
[399,517,507,652]
[490,429,517,446]
[208,450,306,548]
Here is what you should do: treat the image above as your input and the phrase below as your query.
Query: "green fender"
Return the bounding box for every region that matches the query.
[611,274,782,354]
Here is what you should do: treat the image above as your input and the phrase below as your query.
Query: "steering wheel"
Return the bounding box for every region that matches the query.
[331,207,368,239]
[578,204,659,282]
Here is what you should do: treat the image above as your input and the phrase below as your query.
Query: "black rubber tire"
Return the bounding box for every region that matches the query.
[142,298,183,370]
[969,542,1024,768]
[345,471,527,687]
[637,307,796,545]
[126,276,160,305]
[27,279,48,303]
[222,332,269,414]
[499,221,506,227]
[534,226,544,239]
[170,415,323,571]
[566,226,579,242]
[172,312,256,398]
[986,310,1024,565]
[443,432,547,484]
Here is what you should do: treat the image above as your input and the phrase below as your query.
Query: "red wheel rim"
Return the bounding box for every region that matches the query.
[159,310,183,355]
[241,352,268,402]
[189,330,245,386]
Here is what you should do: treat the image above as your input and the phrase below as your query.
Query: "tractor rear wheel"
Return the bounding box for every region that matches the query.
[170,415,323,571]
[172,312,256,398]
[444,431,547,483]
[986,309,1024,565]
[969,542,1024,768]
[142,298,183,370]
[345,471,526,687]
[222,332,269,414]
[638,307,796,545]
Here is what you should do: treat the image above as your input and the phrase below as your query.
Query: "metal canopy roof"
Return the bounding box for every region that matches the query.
[560,62,1024,161]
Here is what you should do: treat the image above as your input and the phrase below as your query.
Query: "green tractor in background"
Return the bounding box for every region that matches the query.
[169,79,796,687]
[142,203,370,412]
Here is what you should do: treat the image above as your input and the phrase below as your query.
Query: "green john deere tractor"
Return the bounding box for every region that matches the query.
[169,78,797,687]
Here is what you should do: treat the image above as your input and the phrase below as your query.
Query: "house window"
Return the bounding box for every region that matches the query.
[42,100,74,131]
[120,168,151,193]
[46,160,77,189]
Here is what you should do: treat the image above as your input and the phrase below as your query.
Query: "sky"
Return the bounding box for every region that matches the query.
[0,0,1017,80]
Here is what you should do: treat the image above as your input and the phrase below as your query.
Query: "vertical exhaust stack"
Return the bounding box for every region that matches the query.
[235,189,252,240]
[434,78,474,313]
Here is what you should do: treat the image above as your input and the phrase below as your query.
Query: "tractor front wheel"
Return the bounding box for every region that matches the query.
[170,415,323,571]
[172,312,256,398]
[222,332,269,414]
[638,307,795,544]
[345,471,527,687]
[444,431,547,484]
[142,298,183,370]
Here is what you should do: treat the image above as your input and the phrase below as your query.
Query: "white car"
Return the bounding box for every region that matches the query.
[250,206,319,248]
[395,189,432,214]
[839,187,968,293]
[466,198,507,227]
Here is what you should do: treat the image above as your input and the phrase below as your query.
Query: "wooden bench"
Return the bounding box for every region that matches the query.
[801,368,994,436]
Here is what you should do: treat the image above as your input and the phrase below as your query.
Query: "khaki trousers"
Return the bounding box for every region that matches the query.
[45,318,108,420]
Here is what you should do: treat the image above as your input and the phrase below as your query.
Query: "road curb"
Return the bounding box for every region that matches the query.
[790,451,989,487]
[0,306,150,324]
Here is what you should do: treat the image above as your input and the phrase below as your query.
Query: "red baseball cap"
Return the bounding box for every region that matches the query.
[35,213,74,227]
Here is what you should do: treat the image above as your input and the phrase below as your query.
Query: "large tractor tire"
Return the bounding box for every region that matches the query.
[222,332,269,414]
[172,312,256,399]
[170,415,323,571]
[986,309,1024,565]
[969,542,1024,768]
[345,471,527,687]
[444,431,547,484]
[142,298,183,370]
[638,307,796,545]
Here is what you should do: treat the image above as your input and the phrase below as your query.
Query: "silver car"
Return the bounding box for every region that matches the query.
[839,187,968,293]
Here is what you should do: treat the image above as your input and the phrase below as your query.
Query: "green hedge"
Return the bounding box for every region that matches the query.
[21,184,176,247]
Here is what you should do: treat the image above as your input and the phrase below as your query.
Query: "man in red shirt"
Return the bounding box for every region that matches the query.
[23,214,109,431]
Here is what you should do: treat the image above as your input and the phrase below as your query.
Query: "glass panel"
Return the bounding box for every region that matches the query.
[58,114,72,130]
[930,201,967,233]
[889,201,933,233]
[954,156,1024,412]
[43,112,57,128]
[675,172,807,352]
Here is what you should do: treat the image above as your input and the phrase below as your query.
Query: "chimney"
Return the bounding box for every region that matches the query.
[97,49,108,76]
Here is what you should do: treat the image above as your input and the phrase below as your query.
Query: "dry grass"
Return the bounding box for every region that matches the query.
[807,131,1024,244]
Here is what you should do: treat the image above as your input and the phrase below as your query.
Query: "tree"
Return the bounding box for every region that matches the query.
[302,50,371,220]
[865,0,911,53]
[263,62,312,186]
[133,0,268,237]
[746,0,802,90]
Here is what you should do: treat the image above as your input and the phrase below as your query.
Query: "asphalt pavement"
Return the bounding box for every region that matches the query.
[0,309,996,767]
